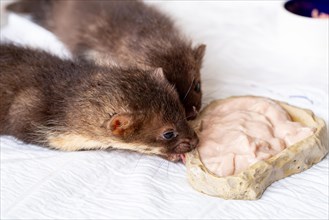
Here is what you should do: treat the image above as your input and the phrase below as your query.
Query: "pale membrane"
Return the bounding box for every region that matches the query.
[198,97,315,177]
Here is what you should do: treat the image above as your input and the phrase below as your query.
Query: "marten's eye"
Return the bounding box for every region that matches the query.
[162,130,177,140]
[194,82,201,93]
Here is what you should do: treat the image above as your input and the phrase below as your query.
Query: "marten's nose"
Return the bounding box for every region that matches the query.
[174,136,199,153]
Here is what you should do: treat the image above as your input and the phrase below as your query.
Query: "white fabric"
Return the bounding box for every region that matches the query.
[1,1,328,219]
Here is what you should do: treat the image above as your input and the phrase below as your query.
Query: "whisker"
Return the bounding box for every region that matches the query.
[178,114,192,122]
[183,77,195,101]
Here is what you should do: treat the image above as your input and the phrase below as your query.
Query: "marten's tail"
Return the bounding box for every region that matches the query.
[6,0,54,28]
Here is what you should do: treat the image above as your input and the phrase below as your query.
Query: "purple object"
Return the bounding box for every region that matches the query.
[284,0,329,18]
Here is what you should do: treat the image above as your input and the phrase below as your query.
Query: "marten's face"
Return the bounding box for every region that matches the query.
[151,116,199,161]
[109,111,199,161]
[99,68,200,161]
[100,103,199,161]
[158,44,206,120]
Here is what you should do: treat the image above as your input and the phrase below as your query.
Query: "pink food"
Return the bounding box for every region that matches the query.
[197,97,315,177]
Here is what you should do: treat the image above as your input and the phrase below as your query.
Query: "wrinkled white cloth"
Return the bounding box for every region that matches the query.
[1,1,328,219]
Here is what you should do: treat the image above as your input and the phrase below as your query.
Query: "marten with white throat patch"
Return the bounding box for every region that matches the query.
[0,44,198,161]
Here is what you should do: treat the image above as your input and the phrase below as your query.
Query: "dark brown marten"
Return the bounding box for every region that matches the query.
[7,0,206,120]
[0,44,198,161]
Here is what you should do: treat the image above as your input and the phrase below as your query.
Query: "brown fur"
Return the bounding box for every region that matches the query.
[0,44,198,161]
[7,0,206,119]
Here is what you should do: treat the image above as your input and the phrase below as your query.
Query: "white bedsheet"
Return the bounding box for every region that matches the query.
[1,1,328,219]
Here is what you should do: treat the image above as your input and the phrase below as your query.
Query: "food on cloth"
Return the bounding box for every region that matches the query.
[185,96,328,200]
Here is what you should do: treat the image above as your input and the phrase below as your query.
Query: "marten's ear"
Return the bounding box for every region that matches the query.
[151,67,165,79]
[105,114,134,137]
[194,44,206,63]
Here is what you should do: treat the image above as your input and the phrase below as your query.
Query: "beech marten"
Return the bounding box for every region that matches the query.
[7,0,206,120]
[0,44,198,161]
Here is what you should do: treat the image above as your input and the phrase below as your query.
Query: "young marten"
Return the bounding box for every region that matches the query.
[0,44,198,161]
[7,0,206,120]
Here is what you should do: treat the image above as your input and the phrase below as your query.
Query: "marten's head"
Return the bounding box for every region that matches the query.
[46,67,198,161]
[150,44,206,120]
